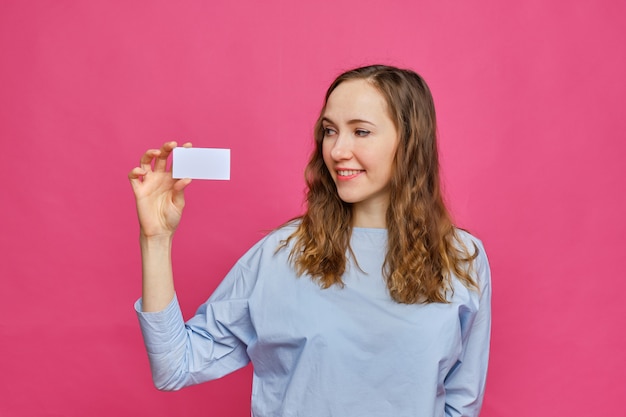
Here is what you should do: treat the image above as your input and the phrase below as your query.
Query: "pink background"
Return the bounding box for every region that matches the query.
[1,1,625,416]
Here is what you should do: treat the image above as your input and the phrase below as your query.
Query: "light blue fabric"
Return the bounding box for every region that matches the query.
[136,225,491,417]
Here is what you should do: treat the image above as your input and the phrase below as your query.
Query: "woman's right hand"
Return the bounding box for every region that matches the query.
[128,141,193,239]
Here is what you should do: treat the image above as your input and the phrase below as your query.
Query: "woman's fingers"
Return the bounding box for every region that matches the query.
[128,166,147,180]
[133,142,188,192]
[154,141,177,172]
[128,167,147,192]
[140,149,160,172]
[172,178,192,208]
[139,141,176,173]
[173,177,192,192]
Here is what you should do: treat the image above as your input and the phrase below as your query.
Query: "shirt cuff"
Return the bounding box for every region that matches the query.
[134,295,186,354]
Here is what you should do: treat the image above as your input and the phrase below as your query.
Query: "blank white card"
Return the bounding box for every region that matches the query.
[172,147,230,180]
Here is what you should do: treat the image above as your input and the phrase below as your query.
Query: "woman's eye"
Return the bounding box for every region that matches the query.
[323,127,336,136]
[355,129,370,137]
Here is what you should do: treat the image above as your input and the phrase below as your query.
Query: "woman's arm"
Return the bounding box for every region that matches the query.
[128,141,192,312]
[444,241,492,417]
[130,143,253,390]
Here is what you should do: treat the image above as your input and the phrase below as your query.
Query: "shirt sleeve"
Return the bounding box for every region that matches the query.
[135,262,255,391]
[444,240,492,417]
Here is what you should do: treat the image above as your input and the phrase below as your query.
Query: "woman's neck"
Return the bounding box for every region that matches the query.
[351,202,388,229]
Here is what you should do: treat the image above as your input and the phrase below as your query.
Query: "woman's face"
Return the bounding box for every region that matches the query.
[321,79,399,219]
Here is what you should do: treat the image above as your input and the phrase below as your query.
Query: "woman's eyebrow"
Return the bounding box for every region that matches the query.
[347,118,375,127]
[321,116,375,126]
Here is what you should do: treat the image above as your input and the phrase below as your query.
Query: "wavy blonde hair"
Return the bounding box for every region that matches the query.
[281,65,478,304]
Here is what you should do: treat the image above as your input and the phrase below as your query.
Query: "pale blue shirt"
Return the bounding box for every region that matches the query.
[135,225,491,417]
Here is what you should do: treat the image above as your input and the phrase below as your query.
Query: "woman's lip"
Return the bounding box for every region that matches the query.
[336,169,364,180]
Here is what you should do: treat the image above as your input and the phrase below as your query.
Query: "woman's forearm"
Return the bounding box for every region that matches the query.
[140,234,176,312]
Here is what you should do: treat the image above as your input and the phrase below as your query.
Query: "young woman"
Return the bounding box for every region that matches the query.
[128,65,491,417]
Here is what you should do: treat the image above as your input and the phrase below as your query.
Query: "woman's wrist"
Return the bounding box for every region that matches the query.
[140,231,174,246]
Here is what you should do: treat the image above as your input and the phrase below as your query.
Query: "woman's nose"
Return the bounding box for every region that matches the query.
[330,136,352,160]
